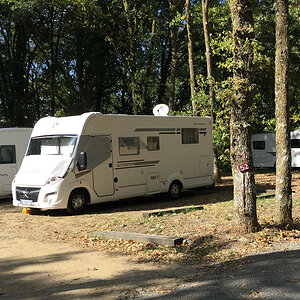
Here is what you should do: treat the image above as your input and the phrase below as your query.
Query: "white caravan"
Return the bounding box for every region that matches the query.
[12,113,214,213]
[251,129,300,168]
[0,128,32,198]
[291,129,300,167]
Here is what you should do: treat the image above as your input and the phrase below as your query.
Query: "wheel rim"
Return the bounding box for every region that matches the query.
[170,184,180,197]
[71,194,84,211]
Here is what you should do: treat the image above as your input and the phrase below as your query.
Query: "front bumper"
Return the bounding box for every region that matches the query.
[12,183,67,210]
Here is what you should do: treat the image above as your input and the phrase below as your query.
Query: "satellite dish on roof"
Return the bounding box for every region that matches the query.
[153,104,169,116]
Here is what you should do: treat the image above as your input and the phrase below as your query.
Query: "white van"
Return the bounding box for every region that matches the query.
[12,113,214,213]
[0,128,32,198]
[251,129,300,168]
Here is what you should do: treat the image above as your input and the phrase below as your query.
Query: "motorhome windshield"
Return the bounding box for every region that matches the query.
[27,136,77,156]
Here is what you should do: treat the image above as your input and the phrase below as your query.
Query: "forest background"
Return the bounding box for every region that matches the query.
[0,0,299,173]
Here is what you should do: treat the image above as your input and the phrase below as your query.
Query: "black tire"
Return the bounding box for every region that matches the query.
[67,189,87,214]
[168,181,182,199]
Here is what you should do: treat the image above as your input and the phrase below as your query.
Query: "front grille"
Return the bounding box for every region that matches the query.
[16,186,40,202]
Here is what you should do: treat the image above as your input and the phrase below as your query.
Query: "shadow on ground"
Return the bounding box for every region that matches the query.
[3,168,298,217]
[0,184,234,217]
[1,244,299,299]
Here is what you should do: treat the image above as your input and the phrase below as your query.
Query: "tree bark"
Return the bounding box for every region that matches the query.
[12,22,29,126]
[158,28,171,104]
[202,0,215,120]
[141,18,156,114]
[202,0,221,183]
[185,0,196,115]
[275,0,292,227]
[129,73,139,115]
[48,7,64,116]
[228,0,259,233]
[168,0,179,112]
[123,0,138,114]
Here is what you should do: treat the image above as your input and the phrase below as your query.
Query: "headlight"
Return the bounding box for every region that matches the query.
[45,176,61,185]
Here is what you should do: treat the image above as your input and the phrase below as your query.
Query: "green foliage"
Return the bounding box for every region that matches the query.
[0,0,299,170]
[196,75,232,173]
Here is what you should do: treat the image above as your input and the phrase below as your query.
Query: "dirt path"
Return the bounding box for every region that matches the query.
[1,172,299,299]
[2,232,299,300]
[1,234,175,299]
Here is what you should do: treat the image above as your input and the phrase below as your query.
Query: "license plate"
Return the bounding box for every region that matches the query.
[20,199,33,205]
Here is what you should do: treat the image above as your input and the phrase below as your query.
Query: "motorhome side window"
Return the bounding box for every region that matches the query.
[291,139,300,148]
[119,137,140,156]
[253,141,265,150]
[147,136,160,151]
[0,145,16,164]
[181,128,199,144]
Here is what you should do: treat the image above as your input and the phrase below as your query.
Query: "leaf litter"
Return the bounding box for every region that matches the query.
[1,171,299,265]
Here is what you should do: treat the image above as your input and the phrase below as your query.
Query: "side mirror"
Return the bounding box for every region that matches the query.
[77,152,87,171]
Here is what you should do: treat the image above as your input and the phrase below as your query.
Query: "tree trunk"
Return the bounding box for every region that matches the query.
[158,29,171,104]
[12,22,28,126]
[123,0,138,114]
[202,0,215,120]
[76,32,86,111]
[185,0,196,115]
[48,7,64,116]
[202,0,222,183]
[141,19,156,114]
[275,0,292,227]
[130,74,139,115]
[168,0,179,112]
[169,26,178,112]
[228,0,259,233]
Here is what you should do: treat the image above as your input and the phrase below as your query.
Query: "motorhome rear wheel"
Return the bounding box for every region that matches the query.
[168,181,182,199]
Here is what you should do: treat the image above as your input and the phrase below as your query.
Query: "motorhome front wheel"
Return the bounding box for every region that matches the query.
[67,190,88,214]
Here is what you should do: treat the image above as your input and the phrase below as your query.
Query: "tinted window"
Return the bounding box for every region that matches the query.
[0,145,16,164]
[182,128,199,144]
[147,136,160,151]
[119,137,140,156]
[253,141,265,150]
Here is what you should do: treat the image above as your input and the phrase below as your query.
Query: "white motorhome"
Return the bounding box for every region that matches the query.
[0,128,32,198]
[251,129,300,168]
[12,113,214,213]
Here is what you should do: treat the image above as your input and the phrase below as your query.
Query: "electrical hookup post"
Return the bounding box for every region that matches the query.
[239,152,250,215]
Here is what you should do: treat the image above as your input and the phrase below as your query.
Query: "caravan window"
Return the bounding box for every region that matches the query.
[253,141,265,150]
[0,145,16,164]
[181,128,199,144]
[291,139,300,148]
[119,137,140,156]
[147,136,160,151]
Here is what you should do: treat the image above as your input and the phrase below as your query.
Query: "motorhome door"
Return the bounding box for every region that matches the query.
[92,135,114,197]
[77,135,114,196]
